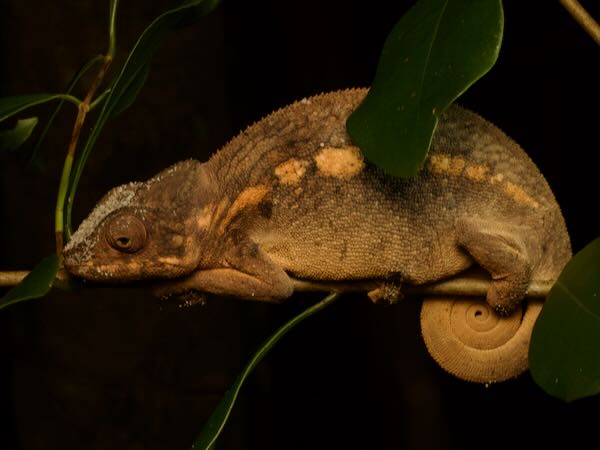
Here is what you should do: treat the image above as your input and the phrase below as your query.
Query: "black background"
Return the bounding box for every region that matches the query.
[1,1,599,449]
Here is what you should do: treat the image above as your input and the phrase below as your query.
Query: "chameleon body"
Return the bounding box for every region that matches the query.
[64,89,571,382]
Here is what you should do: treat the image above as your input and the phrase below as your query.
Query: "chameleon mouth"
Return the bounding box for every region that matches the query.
[65,262,139,283]
[64,257,193,282]
[63,260,111,282]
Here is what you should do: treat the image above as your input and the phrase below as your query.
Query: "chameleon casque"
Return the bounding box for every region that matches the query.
[64,88,571,383]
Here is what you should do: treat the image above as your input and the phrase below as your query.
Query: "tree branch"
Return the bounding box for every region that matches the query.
[560,0,600,45]
[0,270,554,299]
[0,271,29,287]
[291,276,552,299]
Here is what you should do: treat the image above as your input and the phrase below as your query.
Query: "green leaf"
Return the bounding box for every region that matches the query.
[0,255,59,311]
[191,293,339,450]
[110,64,150,118]
[529,238,600,402]
[30,54,105,165]
[0,117,38,152]
[66,0,222,229]
[0,94,77,123]
[347,0,503,177]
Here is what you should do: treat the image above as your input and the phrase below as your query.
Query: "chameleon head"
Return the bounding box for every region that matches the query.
[64,160,211,283]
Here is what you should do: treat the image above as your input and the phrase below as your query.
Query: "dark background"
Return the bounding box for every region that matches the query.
[1,1,598,449]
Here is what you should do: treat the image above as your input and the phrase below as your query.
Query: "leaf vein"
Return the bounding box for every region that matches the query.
[556,280,600,321]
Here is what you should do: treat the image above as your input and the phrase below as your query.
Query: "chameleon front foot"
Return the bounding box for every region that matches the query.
[367,281,403,304]
[420,297,542,383]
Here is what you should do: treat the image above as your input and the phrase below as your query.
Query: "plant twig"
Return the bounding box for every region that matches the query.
[54,55,114,263]
[54,2,120,264]
[560,0,600,45]
[0,271,29,287]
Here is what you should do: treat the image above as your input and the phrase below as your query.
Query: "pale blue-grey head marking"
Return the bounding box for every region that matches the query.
[64,182,141,265]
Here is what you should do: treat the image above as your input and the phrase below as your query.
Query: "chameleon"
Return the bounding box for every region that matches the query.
[63,88,571,383]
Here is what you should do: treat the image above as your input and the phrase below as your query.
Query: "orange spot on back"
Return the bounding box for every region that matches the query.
[220,185,270,232]
[464,164,489,182]
[504,181,540,209]
[428,154,465,176]
[274,158,309,185]
[314,146,364,178]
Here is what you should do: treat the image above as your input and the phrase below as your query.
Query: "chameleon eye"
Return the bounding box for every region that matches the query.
[105,214,147,254]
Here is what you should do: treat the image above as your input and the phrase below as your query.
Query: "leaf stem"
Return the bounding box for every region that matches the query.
[89,88,112,110]
[54,94,83,107]
[560,0,600,45]
[108,0,119,57]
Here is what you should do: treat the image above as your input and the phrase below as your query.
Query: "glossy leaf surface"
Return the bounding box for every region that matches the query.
[530,238,600,402]
[347,0,503,177]
[0,255,59,311]
[0,94,71,123]
[0,117,38,152]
